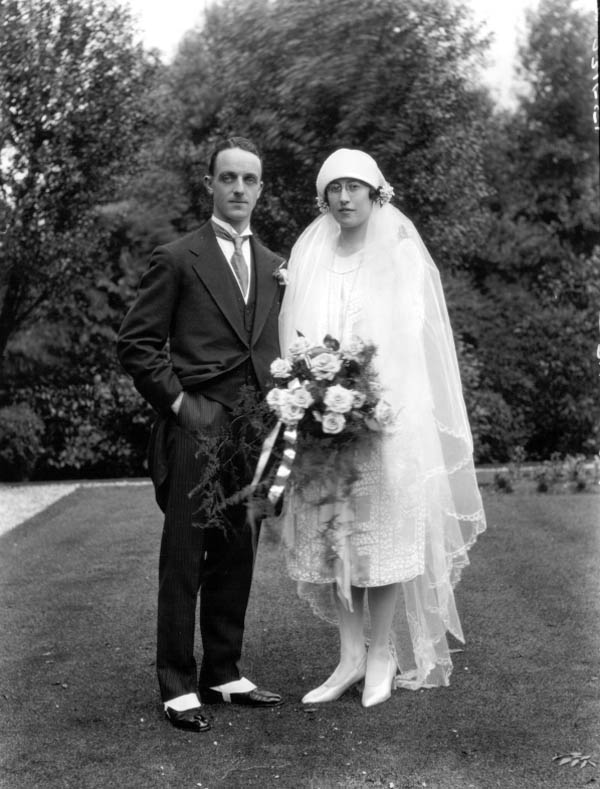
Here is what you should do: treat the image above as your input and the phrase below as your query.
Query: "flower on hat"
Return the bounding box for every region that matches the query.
[377,182,395,206]
[316,196,329,214]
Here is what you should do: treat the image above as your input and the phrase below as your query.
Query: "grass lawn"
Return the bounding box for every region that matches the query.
[0,485,598,789]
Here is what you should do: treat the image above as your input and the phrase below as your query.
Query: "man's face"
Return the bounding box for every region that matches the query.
[205,148,263,232]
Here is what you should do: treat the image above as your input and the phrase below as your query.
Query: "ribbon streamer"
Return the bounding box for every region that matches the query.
[246,420,282,538]
[249,420,282,491]
[268,426,298,503]
[246,420,299,504]
[246,421,298,535]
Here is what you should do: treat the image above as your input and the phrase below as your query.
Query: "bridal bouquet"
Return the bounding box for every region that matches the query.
[188,334,395,529]
[266,333,394,439]
[257,334,395,506]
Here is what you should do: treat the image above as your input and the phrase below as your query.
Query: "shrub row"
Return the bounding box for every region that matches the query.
[0,373,597,482]
[0,374,153,481]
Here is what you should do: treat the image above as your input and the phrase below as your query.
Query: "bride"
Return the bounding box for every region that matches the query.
[278,149,486,707]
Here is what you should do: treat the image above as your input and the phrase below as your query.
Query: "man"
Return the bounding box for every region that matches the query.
[117,137,284,733]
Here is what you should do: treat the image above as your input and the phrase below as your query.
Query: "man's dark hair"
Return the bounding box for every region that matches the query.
[207,137,262,175]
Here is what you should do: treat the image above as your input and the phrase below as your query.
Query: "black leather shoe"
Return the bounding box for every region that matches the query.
[200,686,283,707]
[165,706,211,732]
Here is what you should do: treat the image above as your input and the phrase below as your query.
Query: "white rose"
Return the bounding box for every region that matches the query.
[266,388,285,412]
[287,336,311,360]
[323,384,355,413]
[310,352,342,380]
[374,399,396,428]
[273,266,289,286]
[279,400,305,425]
[341,336,366,360]
[291,385,314,409]
[321,411,346,435]
[270,357,292,378]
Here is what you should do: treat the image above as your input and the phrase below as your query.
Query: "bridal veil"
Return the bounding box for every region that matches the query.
[279,153,486,689]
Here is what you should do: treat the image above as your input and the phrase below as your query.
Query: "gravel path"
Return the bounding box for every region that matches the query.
[0,479,151,537]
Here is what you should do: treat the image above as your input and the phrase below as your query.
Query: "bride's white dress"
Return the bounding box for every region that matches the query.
[284,252,424,588]
[279,208,486,689]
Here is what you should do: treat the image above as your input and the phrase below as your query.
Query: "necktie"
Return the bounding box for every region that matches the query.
[211,221,250,296]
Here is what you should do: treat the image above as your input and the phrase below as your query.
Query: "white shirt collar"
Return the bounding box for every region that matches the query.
[211,215,253,238]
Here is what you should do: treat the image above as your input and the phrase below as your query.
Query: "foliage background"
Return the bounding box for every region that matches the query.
[0,0,598,480]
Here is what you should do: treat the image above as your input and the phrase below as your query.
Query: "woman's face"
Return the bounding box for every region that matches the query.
[326,178,373,230]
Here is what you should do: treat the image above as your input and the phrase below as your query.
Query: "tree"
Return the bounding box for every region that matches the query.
[479,0,599,296]
[468,0,600,458]
[163,0,493,266]
[0,0,157,361]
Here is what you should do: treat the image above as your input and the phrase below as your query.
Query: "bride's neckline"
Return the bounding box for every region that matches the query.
[324,247,363,274]
[336,242,363,256]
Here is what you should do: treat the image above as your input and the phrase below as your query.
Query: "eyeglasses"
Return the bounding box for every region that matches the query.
[326,180,369,195]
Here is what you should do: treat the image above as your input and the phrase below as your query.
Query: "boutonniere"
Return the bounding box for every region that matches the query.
[272,261,289,286]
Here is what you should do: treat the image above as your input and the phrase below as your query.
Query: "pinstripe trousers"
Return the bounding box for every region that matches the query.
[154,390,259,701]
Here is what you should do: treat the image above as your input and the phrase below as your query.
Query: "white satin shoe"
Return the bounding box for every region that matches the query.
[301,656,367,704]
[361,652,397,708]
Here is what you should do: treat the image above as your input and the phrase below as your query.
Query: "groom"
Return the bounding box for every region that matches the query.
[117,137,284,733]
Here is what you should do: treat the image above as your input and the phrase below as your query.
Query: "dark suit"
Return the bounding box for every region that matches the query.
[117,221,283,701]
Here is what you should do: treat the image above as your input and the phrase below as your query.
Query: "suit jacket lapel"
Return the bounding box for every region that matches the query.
[189,222,247,345]
[251,237,280,344]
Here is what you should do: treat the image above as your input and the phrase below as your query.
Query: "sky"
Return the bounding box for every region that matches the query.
[124,0,596,108]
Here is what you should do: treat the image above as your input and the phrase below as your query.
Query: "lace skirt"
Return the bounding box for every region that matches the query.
[280,429,486,690]
[283,439,425,587]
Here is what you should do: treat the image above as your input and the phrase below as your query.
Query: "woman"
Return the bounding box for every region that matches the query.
[278,149,486,707]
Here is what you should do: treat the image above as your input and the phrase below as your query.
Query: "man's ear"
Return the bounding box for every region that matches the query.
[204,175,213,194]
